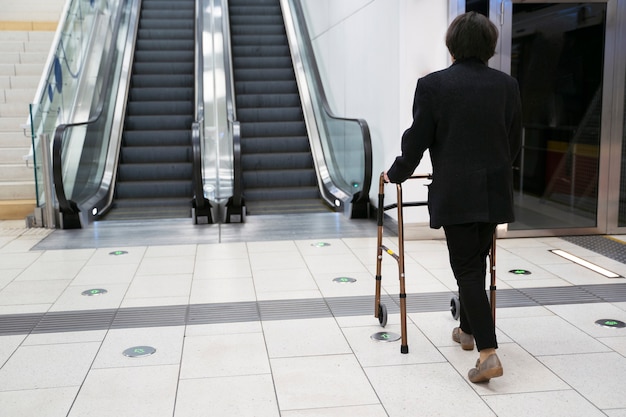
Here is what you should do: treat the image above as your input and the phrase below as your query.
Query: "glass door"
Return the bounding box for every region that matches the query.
[455,0,626,236]
[509,2,607,233]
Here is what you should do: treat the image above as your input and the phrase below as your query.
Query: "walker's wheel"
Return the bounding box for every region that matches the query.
[450,296,460,320]
[378,303,388,328]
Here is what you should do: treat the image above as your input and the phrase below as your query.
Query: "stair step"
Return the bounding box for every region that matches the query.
[0,199,36,220]
[0,164,34,181]
[0,181,36,200]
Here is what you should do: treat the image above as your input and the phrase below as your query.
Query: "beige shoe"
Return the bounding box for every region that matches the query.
[468,353,503,383]
[452,327,474,350]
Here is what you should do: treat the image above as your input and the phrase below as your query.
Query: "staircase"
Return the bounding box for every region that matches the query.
[0,28,55,220]
[229,0,328,215]
[106,0,195,220]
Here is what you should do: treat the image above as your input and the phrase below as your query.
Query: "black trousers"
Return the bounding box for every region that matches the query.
[443,222,498,351]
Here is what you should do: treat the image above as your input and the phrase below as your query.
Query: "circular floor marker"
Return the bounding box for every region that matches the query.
[123,346,156,357]
[333,277,357,283]
[311,242,331,247]
[81,288,108,296]
[371,331,401,342]
[509,269,532,275]
[109,250,128,256]
[595,319,626,328]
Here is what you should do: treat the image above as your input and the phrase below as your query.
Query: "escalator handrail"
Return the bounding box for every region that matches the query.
[192,0,206,210]
[52,0,130,215]
[222,0,243,209]
[284,0,373,206]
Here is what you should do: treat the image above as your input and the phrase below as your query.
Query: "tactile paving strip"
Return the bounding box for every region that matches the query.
[561,235,626,264]
[2,283,626,336]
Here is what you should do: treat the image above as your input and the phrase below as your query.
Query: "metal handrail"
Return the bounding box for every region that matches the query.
[52,0,130,222]
[282,0,373,217]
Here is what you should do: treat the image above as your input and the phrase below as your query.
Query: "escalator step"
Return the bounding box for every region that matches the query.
[141,10,194,19]
[125,115,194,131]
[230,25,284,36]
[241,152,313,170]
[236,93,300,108]
[229,6,281,16]
[115,180,193,199]
[118,162,193,181]
[232,45,290,57]
[235,80,297,94]
[234,68,295,82]
[134,51,194,63]
[241,136,310,153]
[133,62,194,75]
[126,101,193,116]
[131,74,194,88]
[140,19,193,30]
[135,39,194,51]
[137,29,194,40]
[233,56,292,69]
[243,186,320,202]
[229,15,284,26]
[121,146,191,164]
[240,121,306,138]
[231,35,287,46]
[123,130,191,147]
[238,107,303,123]
[243,168,316,188]
[128,87,193,102]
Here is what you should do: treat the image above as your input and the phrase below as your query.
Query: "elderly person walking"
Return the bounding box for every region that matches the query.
[385,11,522,383]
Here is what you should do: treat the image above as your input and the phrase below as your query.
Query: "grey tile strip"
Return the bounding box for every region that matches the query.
[2,283,626,336]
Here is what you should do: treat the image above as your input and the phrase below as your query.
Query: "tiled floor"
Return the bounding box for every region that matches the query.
[1,217,626,416]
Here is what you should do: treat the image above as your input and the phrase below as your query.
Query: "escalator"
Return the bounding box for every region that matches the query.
[104,0,196,220]
[228,0,330,215]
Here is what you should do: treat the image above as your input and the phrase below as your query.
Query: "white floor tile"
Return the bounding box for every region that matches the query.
[441,343,569,395]
[49,283,129,311]
[342,322,444,366]
[0,334,25,366]
[23,330,106,346]
[483,390,607,417]
[180,332,270,379]
[194,258,252,279]
[496,315,611,356]
[365,362,496,417]
[249,250,307,270]
[85,247,146,265]
[72,263,139,285]
[272,354,379,410]
[252,268,316,294]
[539,352,626,409]
[125,273,192,299]
[67,365,179,417]
[92,326,184,369]
[547,303,626,337]
[0,342,100,390]
[281,404,388,417]
[175,374,279,417]
[263,318,352,358]
[190,277,256,303]
[196,241,248,259]
[0,279,72,305]
[303,253,369,275]
[0,386,79,417]
[144,244,197,258]
[137,255,195,276]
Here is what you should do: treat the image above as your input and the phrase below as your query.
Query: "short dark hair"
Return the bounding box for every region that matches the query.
[445,12,498,63]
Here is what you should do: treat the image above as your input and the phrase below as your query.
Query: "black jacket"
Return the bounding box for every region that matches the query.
[387,58,522,229]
